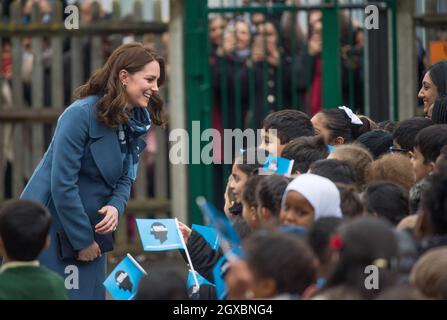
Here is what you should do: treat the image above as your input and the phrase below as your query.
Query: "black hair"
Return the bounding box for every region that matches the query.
[432,95,447,125]
[234,148,269,176]
[307,217,343,266]
[262,109,315,145]
[309,159,356,185]
[427,60,447,96]
[363,181,409,226]
[242,175,265,208]
[422,172,447,235]
[0,199,51,261]
[393,117,433,151]
[136,268,188,300]
[233,215,253,240]
[281,135,329,173]
[437,145,447,173]
[319,108,368,143]
[244,230,316,296]
[255,174,290,219]
[415,124,447,164]
[323,217,399,299]
[356,130,393,159]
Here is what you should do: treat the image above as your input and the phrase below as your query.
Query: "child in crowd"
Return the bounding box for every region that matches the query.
[259,109,315,156]
[226,231,316,299]
[280,174,342,228]
[367,153,415,193]
[336,183,365,218]
[304,217,343,298]
[315,217,399,300]
[229,148,268,215]
[410,247,447,299]
[356,130,393,159]
[255,174,290,227]
[363,181,410,226]
[417,171,447,254]
[309,159,357,186]
[281,135,329,175]
[392,117,432,158]
[409,124,447,226]
[241,175,265,229]
[0,200,68,300]
[311,107,369,146]
[412,124,447,183]
[327,144,374,190]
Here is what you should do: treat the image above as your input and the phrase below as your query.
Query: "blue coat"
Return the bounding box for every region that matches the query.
[21,95,146,300]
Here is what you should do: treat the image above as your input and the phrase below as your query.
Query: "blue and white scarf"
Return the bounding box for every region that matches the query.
[118,108,151,181]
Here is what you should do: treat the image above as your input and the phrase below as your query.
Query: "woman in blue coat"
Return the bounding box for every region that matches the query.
[20,43,165,299]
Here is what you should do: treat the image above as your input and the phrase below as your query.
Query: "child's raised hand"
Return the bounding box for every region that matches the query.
[177,221,192,244]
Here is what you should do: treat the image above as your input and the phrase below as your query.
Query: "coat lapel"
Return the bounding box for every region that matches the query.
[88,105,123,188]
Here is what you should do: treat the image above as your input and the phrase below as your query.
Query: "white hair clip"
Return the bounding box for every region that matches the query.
[338,106,363,125]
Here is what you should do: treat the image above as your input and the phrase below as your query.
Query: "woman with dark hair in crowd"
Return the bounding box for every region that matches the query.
[20,43,166,299]
[418,60,447,115]
[431,95,447,124]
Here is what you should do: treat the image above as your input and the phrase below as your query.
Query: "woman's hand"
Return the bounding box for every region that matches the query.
[77,242,101,262]
[177,221,192,244]
[95,205,119,235]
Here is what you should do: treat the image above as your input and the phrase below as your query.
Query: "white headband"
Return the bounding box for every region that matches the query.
[338,106,363,125]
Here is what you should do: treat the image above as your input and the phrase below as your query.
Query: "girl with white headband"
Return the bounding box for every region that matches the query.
[311,106,368,146]
[280,173,343,228]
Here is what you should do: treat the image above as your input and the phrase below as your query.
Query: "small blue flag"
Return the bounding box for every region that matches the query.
[103,254,147,300]
[187,270,215,290]
[260,154,294,176]
[196,197,242,255]
[192,224,220,251]
[136,218,184,251]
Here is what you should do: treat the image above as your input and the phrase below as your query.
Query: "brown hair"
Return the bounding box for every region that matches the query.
[329,144,374,190]
[336,183,365,218]
[74,42,166,127]
[367,153,415,193]
[410,247,447,299]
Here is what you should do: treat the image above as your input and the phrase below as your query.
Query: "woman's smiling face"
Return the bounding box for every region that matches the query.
[418,71,439,115]
[121,60,160,108]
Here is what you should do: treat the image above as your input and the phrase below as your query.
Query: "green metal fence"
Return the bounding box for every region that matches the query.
[185,0,398,223]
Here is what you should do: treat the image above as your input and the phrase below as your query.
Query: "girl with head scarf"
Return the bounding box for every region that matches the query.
[280,173,342,228]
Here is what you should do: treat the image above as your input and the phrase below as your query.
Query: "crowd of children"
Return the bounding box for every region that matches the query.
[166,88,447,300]
[140,85,447,300]
[1,62,447,300]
